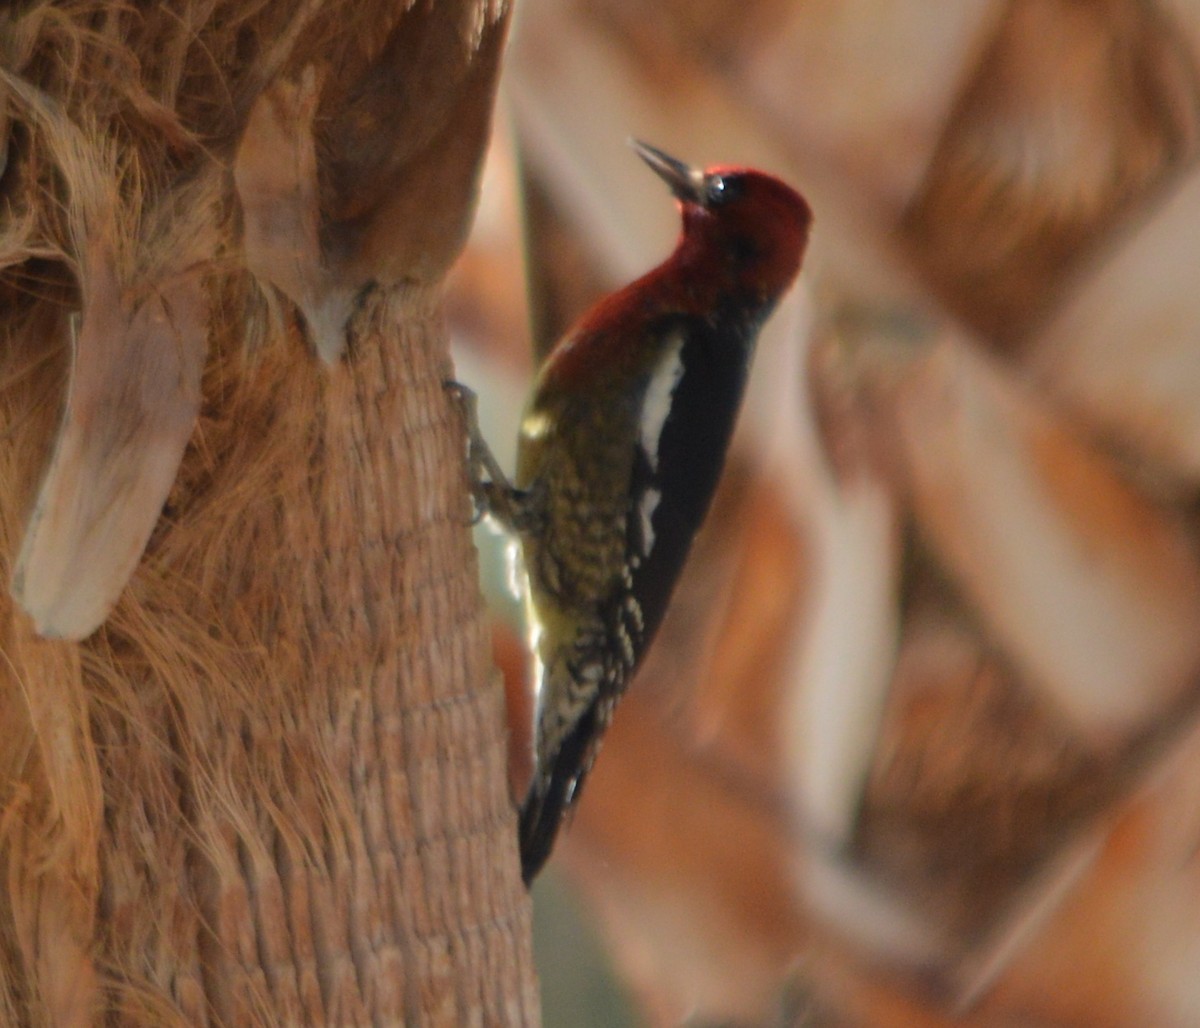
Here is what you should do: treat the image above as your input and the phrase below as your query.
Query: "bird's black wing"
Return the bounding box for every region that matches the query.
[625,311,756,651]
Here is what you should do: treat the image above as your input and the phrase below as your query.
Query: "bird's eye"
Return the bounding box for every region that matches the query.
[705,174,742,205]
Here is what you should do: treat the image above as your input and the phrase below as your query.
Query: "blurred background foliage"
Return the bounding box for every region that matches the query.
[447,0,1200,1023]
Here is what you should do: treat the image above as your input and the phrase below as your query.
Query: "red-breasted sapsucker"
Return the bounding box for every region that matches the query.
[454,140,811,884]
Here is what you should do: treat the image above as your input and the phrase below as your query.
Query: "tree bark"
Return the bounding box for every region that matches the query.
[0,2,536,1024]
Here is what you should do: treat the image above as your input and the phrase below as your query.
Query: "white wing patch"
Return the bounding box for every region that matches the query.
[639,331,686,472]
[635,332,687,559]
[638,487,662,555]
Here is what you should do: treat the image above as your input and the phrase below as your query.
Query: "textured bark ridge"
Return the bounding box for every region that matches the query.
[0,2,535,1024]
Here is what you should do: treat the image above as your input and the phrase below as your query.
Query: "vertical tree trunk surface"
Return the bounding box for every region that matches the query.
[0,2,536,1024]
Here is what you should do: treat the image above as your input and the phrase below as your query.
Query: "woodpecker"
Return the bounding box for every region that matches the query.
[454,140,811,884]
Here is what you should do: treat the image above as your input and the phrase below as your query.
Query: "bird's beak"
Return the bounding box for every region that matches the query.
[630,139,706,204]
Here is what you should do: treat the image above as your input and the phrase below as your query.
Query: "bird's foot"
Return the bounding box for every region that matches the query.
[444,380,530,532]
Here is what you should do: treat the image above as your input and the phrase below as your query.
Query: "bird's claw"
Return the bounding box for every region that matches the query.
[445,378,538,535]
[444,380,493,524]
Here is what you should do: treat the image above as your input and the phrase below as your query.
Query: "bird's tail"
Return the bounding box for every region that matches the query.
[517,701,601,885]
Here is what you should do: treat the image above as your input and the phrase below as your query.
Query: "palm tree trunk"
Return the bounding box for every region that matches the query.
[0,2,536,1023]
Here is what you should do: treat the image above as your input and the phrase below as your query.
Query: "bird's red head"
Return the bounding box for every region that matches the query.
[632,140,812,308]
